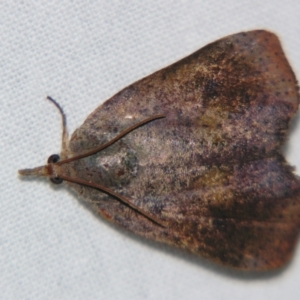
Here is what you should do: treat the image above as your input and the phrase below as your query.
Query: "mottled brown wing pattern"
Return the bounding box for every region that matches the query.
[65,30,300,270]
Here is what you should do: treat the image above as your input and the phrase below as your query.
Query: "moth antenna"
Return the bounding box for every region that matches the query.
[46,96,69,158]
[18,110,166,226]
[57,114,165,166]
[59,174,167,228]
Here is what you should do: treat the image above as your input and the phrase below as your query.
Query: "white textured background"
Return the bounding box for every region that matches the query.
[1,1,300,299]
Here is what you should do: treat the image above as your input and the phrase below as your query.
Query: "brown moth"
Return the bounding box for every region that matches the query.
[19,30,300,271]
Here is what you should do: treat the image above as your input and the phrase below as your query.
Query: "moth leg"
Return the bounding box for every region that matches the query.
[46,96,70,159]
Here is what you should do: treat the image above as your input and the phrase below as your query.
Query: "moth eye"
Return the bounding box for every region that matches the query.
[48,154,63,184]
[47,154,60,164]
[50,177,63,184]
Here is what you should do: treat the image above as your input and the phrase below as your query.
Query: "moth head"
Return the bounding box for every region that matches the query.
[18,97,67,184]
[18,153,63,184]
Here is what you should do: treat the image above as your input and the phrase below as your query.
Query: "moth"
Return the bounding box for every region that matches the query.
[19,30,300,271]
